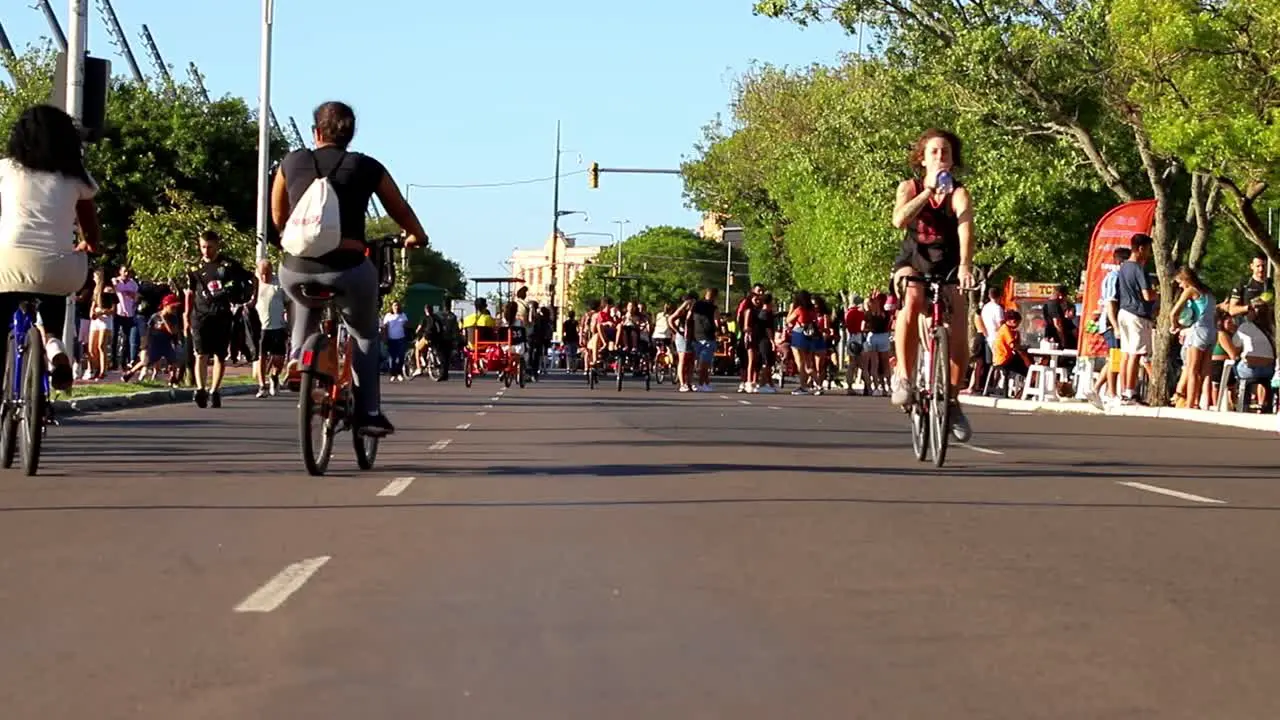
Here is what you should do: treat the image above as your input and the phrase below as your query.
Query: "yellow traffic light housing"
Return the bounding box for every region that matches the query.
[588,162,599,189]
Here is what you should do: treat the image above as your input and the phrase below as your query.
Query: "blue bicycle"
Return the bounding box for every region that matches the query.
[1,299,52,476]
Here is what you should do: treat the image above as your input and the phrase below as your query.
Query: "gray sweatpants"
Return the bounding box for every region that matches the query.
[279,260,381,417]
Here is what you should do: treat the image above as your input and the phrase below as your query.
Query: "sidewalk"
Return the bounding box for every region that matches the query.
[55,365,258,414]
[958,393,1280,433]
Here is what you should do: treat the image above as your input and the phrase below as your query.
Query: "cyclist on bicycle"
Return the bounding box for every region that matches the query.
[889,128,974,431]
[0,105,102,390]
[270,101,428,437]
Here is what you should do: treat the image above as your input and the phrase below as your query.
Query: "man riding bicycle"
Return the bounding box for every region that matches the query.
[270,100,429,438]
[889,128,974,436]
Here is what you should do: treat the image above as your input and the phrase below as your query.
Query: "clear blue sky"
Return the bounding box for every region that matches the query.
[5,1,852,279]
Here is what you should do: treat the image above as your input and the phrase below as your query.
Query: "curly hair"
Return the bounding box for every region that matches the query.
[907,128,964,173]
[5,104,92,185]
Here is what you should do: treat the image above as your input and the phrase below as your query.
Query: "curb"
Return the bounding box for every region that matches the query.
[959,394,1280,433]
[53,384,258,414]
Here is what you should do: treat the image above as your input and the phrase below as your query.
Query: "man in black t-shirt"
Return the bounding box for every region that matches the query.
[183,230,254,408]
[688,288,720,390]
[1041,284,1068,346]
[1224,252,1273,342]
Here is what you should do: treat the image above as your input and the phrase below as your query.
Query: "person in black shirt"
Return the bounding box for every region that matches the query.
[688,288,720,390]
[184,230,254,408]
[1041,284,1067,345]
[561,311,580,372]
[269,101,429,437]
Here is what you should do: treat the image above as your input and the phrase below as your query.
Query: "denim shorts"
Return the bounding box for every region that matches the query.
[693,339,716,364]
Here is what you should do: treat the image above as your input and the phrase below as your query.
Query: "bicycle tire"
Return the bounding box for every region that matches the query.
[354,430,379,470]
[910,351,929,462]
[19,330,45,477]
[298,333,336,476]
[929,325,951,468]
[616,360,624,391]
[0,332,17,469]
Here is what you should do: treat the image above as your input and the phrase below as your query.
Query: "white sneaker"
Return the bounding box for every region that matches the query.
[737,382,747,393]
[890,375,913,406]
[678,384,691,393]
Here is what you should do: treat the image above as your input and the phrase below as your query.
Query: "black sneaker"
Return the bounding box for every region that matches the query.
[194,388,208,408]
[354,413,395,438]
[210,391,222,408]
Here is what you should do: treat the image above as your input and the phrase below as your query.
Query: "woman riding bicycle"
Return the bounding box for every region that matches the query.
[270,101,429,437]
[889,128,974,433]
[0,105,102,391]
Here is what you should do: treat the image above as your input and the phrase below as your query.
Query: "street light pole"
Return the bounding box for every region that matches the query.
[62,0,88,353]
[549,121,562,321]
[254,0,275,264]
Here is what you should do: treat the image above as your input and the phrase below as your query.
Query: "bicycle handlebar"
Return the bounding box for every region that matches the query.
[368,233,408,250]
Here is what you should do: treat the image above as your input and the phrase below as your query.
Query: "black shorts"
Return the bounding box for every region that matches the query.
[192,313,232,359]
[260,327,288,357]
[894,237,959,281]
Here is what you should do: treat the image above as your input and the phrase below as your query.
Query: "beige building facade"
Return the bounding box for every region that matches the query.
[507,231,605,327]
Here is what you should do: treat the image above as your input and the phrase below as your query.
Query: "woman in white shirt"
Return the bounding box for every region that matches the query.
[380,301,410,381]
[0,105,103,389]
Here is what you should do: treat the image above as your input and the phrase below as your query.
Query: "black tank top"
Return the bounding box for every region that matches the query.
[907,178,960,247]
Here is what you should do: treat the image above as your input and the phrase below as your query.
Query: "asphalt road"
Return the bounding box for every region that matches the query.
[1,371,1277,719]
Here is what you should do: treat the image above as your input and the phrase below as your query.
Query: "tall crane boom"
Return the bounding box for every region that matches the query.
[288,116,306,149]
[138,24,174,95]
[96,0,144,83]
[33,0,68,52]
[187,62,211,103]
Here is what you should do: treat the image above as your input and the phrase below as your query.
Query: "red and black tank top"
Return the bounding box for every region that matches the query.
[907,178,961,247]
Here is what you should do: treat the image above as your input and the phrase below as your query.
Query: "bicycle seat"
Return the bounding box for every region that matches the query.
[298,283,341,300]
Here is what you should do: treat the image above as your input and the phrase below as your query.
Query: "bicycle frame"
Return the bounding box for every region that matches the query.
[7,303,51,403]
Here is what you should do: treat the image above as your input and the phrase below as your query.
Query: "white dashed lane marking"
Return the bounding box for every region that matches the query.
[429,439,452,452]
[234,556,331,613]
[958,443,1004,456]
[1118,481,1225,505]
[377,477,415,497]
[456,423,472,430]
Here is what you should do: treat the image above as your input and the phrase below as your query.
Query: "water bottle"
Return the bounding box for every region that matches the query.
[935,171,954,194]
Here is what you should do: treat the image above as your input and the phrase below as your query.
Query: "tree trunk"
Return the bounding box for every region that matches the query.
[1187,175,1219,270]
[1131,120,1175,408]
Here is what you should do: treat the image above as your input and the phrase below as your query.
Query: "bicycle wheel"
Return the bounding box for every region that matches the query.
[909,351,929,462]
[644,361,651,391]
[354,429,379,470]
[616,358,624,391]
[298,333,337,476]
[928,326,951,468]
[1,332,18,469]
[19,331,45,477]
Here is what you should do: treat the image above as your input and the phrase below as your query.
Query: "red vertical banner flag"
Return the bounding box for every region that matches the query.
[1077,199,1157,358]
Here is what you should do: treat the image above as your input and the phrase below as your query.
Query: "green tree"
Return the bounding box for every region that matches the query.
[1111,0,1280,331]
[365,216,467,312]
[125,189,257,287]
[570,225,743,309]
[1,44,289,270]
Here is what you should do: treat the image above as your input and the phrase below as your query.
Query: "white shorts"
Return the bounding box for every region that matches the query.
[1117,310,1152,355]
[90,316,113,333]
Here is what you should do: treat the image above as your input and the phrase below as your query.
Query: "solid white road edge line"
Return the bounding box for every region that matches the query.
[1117,481,1226,504]
[377,477,415,497]
[234,556,331,613]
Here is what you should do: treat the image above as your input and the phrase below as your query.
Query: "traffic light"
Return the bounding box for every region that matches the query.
[588,162,599,189]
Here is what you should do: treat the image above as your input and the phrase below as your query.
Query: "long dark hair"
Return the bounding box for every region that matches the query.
[6,105,93,185]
